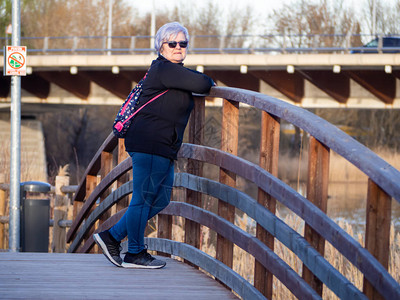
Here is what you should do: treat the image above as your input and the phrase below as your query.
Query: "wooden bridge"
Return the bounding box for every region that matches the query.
[1,86,400,299]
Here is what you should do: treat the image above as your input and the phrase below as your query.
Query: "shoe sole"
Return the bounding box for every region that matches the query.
[93,233,122,267]
[121,262,166,269]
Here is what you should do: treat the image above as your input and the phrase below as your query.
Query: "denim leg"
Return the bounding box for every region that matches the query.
[109,152,174,253]
[147,162,174,220]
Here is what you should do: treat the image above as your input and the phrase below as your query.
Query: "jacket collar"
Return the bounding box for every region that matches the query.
[157,54,184,66]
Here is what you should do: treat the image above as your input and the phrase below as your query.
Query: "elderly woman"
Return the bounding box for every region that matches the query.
[94,22,214,269]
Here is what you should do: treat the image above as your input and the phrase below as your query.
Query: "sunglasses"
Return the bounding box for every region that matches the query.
[163,40,188,48]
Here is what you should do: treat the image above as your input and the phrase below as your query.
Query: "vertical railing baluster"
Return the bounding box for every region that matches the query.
[217,99,239,271]
[129,36,136,54]
[116,139,130,211]
[99,151,113,226]
[182,96,205,262]
[363,179,392,300]
[254,112,280,298]
[302,136,330,296]
[52,174,70,253]
[84,175,97,253]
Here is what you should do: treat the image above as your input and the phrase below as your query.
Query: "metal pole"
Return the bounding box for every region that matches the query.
[107,0,112,55]
[150,0,155,51]
[9,0,21,252]
[372,0,376,35]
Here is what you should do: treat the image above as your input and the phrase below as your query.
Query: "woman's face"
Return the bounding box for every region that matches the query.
[160,31,187,64]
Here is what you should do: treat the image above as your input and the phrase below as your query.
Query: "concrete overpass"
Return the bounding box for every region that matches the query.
[1,53,400,108]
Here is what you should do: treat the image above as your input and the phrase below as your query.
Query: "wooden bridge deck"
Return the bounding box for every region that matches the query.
[0,252,237,299]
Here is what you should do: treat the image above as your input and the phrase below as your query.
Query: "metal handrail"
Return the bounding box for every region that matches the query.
[1,33,399,54]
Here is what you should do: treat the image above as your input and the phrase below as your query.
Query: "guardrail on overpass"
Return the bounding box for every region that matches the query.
[1,33,400,54]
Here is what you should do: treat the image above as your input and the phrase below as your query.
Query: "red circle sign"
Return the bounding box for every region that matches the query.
[8,52,25,69]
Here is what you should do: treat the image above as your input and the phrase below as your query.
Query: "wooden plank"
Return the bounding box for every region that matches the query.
[161,201,321,299]
[363,179,392,300]
[85,175,98,253]
[99,151,113,225]
[146,238,265,299]
[184,96,205,254]
[52,175,70,253]
[116,139,130,211]
[254,112,280,298]
[173,173,364,299]
[67,157,132,244]
[217,99,239,270]
[0,252,237,299]
[178,143,400,300]
[207,87,400,203]
[71,132,117,205]
[303,136,330,295]
[157,210,172,257]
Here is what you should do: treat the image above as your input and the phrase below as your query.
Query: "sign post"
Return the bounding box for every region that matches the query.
[6,0,24,253]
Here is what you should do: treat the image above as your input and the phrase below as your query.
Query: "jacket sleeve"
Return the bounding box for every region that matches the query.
[158,61,214,94]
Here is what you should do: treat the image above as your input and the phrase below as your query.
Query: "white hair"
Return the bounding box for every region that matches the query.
[154,22,189,54]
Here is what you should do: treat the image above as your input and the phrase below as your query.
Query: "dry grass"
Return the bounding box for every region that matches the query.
[0,139,47,183]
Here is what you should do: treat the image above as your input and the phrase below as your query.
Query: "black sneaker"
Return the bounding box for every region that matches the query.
[122,249,166,269]
[93,230,122,267]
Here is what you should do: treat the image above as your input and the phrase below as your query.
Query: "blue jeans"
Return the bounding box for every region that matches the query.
[109,152,174,254]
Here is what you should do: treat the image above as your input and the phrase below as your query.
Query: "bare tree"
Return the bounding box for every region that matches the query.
[16,0,260,52]
[267,0,361,50]
[364,0,400,35]
[20,0,134,50]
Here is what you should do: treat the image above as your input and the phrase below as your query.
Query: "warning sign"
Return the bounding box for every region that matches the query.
[4,46,27,76]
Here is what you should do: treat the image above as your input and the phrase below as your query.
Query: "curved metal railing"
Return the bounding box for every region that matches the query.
[66,86,400,299]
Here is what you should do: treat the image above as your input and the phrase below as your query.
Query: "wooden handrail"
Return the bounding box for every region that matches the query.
[208,87,400,202]
[67,86,400,299]
[71,173,364,299]
[71,132,117,204]
[66,156,131,243]
[177,143,399,299]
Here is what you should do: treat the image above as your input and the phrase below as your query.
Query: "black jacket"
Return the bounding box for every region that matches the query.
[124,55,214,160]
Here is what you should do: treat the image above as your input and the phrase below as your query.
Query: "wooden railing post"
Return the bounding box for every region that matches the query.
[254,112,280,298]
[0,174,6,249]
[182,96,205,253]
[85,175,97,253]
[52,175,70,253]
[99,151,113,225]
[116,139,130,211]
[363,179,392,300]
[217,99,239,270]
[302,136,330,296]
